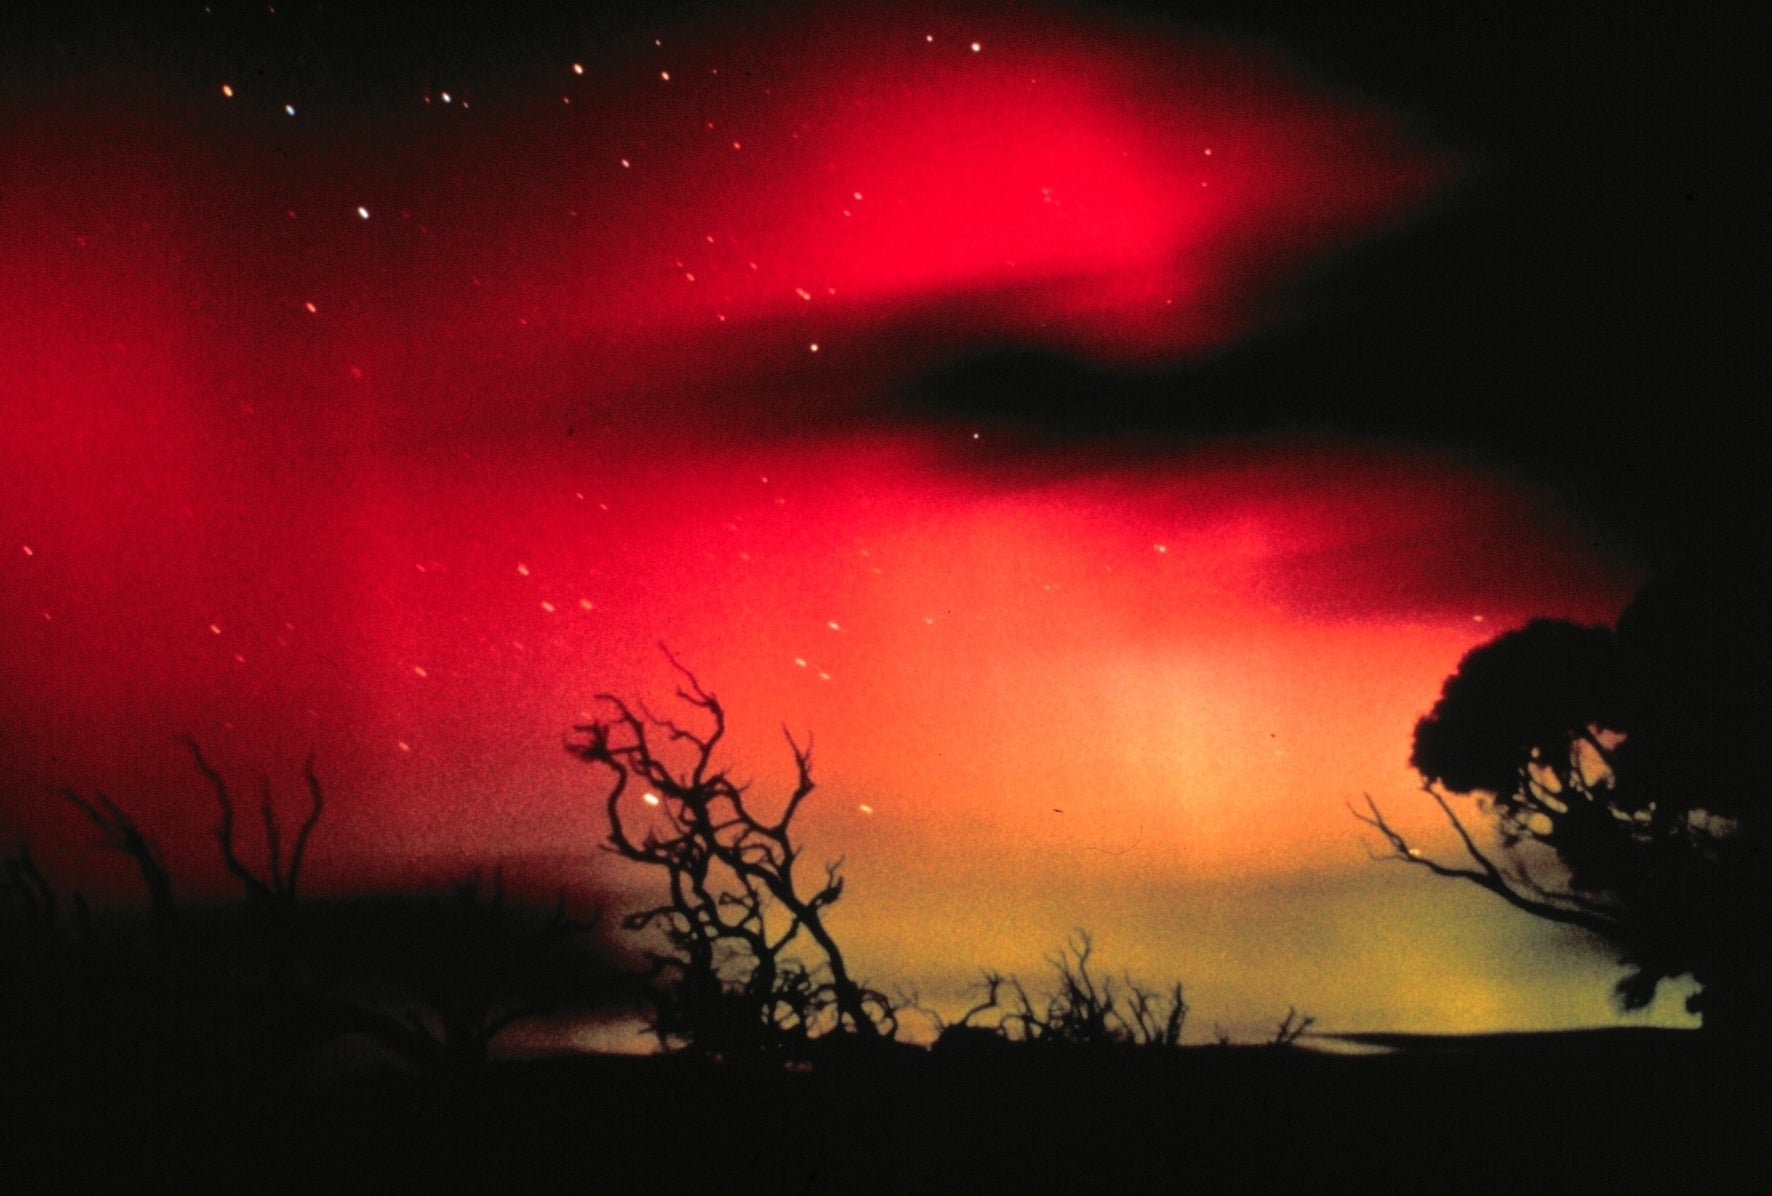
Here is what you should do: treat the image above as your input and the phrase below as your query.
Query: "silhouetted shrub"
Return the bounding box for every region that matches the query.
[3,745,616,1087]
[938,930,1188,1054]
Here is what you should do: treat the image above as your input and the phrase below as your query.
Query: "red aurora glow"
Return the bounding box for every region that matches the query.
[525,6,1456,362]
[0,3,1657,1040]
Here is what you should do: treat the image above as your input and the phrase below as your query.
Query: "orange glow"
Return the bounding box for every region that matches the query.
[0,0,1682,1040]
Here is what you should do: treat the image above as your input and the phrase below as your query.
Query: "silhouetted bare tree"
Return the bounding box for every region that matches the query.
[1357,578,1772,1041]
[566,648,894,1059]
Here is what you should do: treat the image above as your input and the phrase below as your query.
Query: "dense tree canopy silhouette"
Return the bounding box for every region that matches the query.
[566,649,896,1060]
[1358,576,1770,1041]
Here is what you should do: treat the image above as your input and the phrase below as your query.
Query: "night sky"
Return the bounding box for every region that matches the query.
[1,1,1760,1043]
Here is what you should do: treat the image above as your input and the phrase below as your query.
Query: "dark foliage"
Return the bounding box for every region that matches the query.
[1408,620,1627,797]
[294,873,616,1077]
[1358,576,1772,1041]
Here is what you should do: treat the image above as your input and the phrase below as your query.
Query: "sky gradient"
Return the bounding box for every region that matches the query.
[2,0,1731,1043]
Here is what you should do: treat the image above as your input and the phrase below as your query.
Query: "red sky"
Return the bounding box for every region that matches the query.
[0,1,1680,1040]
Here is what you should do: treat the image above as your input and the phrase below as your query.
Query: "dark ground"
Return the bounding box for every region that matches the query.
[8,1028,1766,1193]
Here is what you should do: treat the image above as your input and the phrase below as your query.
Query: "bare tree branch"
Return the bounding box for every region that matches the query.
[1353,790,1624,939]
[1269,1006,1315,1048]
[185,737,274,902]
[567,649,891,1057]
[182,738,324,904]
[288,751,325,897]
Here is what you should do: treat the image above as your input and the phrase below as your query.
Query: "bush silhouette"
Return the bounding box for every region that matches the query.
[2,743,615,1085]
[933,930,1188,1055]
